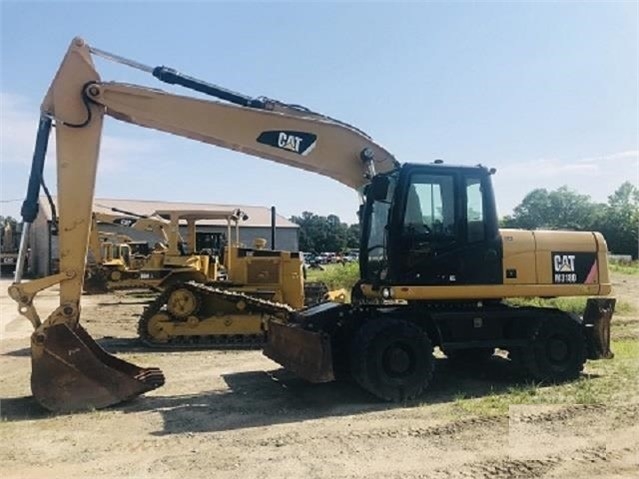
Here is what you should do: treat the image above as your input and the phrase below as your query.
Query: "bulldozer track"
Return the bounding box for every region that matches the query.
[137,280,293,349]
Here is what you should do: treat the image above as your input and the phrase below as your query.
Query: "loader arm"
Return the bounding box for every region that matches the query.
[9,37,397,412]
[90,212,171,261]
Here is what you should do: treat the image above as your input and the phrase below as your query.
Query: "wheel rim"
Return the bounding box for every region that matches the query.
[382,342,415,378]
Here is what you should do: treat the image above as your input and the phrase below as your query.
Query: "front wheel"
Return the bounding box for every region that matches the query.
[350,319,435,402]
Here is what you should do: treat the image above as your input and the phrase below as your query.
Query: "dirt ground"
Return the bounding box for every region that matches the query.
[1,275,638,479]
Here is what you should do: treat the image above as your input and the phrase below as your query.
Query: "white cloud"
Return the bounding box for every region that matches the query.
[0,91,158,171]
[497,150,638,180]
[0,92,38,164]
[493,150,639,215]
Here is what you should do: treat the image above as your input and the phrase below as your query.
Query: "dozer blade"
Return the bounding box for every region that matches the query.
[263,320,334,383]
[31,323,165,412]
[583,297,616,360]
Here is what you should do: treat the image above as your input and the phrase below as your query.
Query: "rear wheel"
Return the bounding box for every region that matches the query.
[519,315,586,382]
[350,318,434,402]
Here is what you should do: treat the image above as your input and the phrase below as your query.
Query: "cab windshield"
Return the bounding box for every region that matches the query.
[360,172,397,282]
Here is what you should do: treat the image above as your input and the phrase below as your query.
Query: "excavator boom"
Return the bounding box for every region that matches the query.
[10,37,397,412]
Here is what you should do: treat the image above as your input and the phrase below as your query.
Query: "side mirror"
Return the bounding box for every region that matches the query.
[370,176,389,201]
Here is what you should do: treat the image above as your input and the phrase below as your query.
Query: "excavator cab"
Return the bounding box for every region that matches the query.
[360,163,503,286]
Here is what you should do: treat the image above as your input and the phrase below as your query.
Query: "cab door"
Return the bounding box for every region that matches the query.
[389,166,502,286]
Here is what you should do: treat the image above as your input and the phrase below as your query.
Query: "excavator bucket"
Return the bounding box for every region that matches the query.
[264,320,335,383]
[30,323,165,412]
[583,297,616,360]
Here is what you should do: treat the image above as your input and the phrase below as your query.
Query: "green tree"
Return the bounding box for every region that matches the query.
[290,212,351,252]
[594,182,639,258]
[503,186,597,230]
[346,223,360,249]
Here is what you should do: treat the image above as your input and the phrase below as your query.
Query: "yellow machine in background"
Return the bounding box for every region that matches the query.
[85,206,328,346]
[84,211,169,293]
[137,209,328,347]
[1,219,21,275]
[8,38,614,412]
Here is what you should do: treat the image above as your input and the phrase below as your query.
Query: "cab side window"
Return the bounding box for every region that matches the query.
[403,174,456,240]
[466,177,485,243]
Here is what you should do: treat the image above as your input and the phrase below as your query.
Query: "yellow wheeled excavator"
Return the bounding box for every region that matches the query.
[9,37,615,412]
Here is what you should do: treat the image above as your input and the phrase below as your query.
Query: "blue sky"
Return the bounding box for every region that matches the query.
[1,1,637,224]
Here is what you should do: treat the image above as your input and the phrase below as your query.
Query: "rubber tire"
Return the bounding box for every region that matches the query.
[350,318,435,402]
[520,315,586,382]
[445,348,495,364]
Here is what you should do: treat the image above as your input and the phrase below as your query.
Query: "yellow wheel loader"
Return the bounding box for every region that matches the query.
[84,211,161,293]
[9,37,614,412]
[86,209,223,293]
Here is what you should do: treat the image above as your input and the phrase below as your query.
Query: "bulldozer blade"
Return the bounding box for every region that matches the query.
[583,297,616,360]
[31,323,165,412]
[263,320,334,383]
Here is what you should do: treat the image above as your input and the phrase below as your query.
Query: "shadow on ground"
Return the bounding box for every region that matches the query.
[1,356,601,436]
[125,357,603,435]
[2,336,168,357]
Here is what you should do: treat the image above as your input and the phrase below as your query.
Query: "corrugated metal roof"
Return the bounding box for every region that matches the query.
[39,197,298,228]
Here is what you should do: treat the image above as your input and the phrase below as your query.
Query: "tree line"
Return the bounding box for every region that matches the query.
[502,181,638,258]
[290,182,638,258]
[289,212,360,253]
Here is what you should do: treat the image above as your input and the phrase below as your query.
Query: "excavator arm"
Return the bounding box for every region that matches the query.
[9,37,397,412]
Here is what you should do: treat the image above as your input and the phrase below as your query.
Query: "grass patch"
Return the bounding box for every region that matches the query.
[506,296,634,316]
[306,262,360,290]
[449,339,639,417]
[609,259,639,275]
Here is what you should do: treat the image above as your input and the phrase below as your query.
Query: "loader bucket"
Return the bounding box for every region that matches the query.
[583,297,616,360]
[30,323,165,412]
[263,320,334,383]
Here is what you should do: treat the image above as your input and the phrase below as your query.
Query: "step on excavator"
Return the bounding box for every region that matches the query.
[9,37,615,412]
